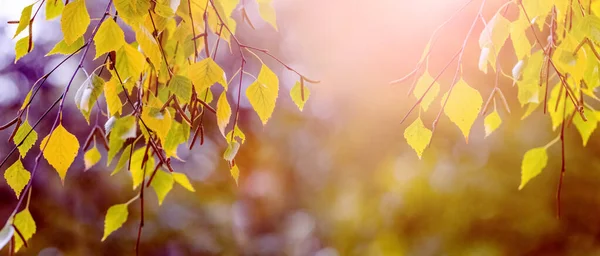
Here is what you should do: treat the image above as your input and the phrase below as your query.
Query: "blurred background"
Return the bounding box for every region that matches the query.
[1,0,600,255]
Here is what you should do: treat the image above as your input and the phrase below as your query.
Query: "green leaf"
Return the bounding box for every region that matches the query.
[46,0,65,20]
[13,4,33,38]
[94,19,126,59]
[40,123,80,183]
[404,117,432,159]
[290,81,310,111]
[519,147,548,190]
[484,110,502,137]
[61,0,90,45]
[111,144,132,176]
[246,64,279,125]
[13,120,37,158]
[168,75,193,104]
[46,37,85,56]
[4,159,30,199]
[172,172,195,192]
[102,203,129,241]
[151,170,174,205]
[84,146,102,171]
[13,209,36,252]
[442,79,483,142]
[216,92,231,137]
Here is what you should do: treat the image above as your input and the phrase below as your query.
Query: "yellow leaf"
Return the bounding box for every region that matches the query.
[46,0,64,20]
[257,0,277,30]
[112,144,132,175]
[61,0,90,45]
[130,147,155,189]
[102,203,128,241]
[107,116,137,165]
[246,64,279,125]
[188,58,227,93]
[404,117,432,159]
[484,110,502,137]
[114,0,149,27]
[168,75,192,104]
[163,121,189,158]
[198,88,214,104]
[521,0,552,31]
[40,123,80,183]
[478,13,510,73]
[20,89,32,111]
[150,170,173,205]
[573,107,598,146]
[172,172,195,192]
[115,43,146,80]
[510,11,532,59]
[46,36,85,56]
[12,209,35,252]
[13,120,37,158]
[94,19,126,59]
[517,51,545,106]
[15,36,34,63]
[104,77,123,117]
[134,25,162,72]
[226,125,246,144]
[13,4,33,38]
[141,105,172,145]
[84,146,102,171]
[216,92,231,137]
[442,79,482,142]
[413,71,440,112]
[4,159,30,199]
[230,164,240,185]
[519,147,548,190]
[548,83,575,131]
[290,81,310,111]
[521,103,539,120]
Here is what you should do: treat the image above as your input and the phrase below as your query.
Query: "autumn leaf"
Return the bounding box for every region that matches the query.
[13,120,37,158]
[290,81,310,111]
[15,36,34,63]
[442,79,483,142]
[404,117,432,159]
[61,0,90,45]
[94,19,126,59]
[40,123,80,183]
[13,209,36,252]
[102,203,129,241]
[484,110,502,137]
[172,172,195,192]
[13,4,33,38]
[151,170,174,205]
[46,0,65,20]
[413,71,440,112]
[519,147,549,190]
[4,159,30,199]
[216,92,232,137]
[246,64,279,125]
[188,58,227,93]
[84,146,102,171]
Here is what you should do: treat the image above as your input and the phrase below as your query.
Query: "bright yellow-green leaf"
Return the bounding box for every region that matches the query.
[12,209,35,252]
[111,144,132,175]
[163,121,189,158]
[257,0,278,30]
[413,71,440,112]
[521,0,553,30]
[478,13,510,73]
[290,81,310,111]
[223,141,240,161]
[4,159,30,199]
[521,102,539,120]
[74,74,105,123]
[198,88,214,104]
[46,36,85,56]
[84,146,102,171]
[573,107,598,146]
[226,125,246,144]
[484,110,502,137]
[130,147,155,189]
[442,79,483,142]
[107,116,137,165]
[13,4,33,38]
[230,164,240,185]
[134,25,162,72]
[404,117,432,159]
[13,120,37,158]
[115,43,146,80]
[15,36,33,63]
[40,123,80,183]
[114,0,149,27]
[94,19,126,59]
[246,64,279,125]
[188,58,227,93]
[151,170,173,205]
[548,83,575,131]
[141,104,172,145]
[510,11,532,59]
[104,77,123,117]
[517,51,545,106]
[168,75,192,104]
[519,147,548,190]
[61,0,90,45]
[46,0,65,20]
[20,89,32,111]
[102,203,128,241]
[172,172,195,192]
[216,92,231,137]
